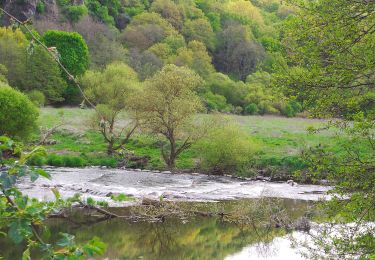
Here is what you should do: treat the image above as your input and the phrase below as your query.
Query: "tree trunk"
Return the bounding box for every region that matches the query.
[167,137,176,169]
[107,141,114,155]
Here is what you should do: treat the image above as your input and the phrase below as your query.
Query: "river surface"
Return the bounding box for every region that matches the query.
[1,199,314,259]
[17,167,330,205]
[2,167,332,259]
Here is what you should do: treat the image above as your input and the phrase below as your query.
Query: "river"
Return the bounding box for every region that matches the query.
[2,167,332,259]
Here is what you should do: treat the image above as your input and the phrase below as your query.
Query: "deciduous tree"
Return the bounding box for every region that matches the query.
[130,64,203,168]
[81,62,140,155]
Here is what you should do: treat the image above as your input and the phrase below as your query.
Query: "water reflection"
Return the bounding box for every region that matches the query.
[0,199,313,259]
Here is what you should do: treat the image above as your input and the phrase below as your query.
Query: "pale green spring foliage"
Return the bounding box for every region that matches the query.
[195,118,258,174]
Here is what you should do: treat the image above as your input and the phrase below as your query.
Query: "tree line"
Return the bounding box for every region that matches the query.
[0,0,303,116]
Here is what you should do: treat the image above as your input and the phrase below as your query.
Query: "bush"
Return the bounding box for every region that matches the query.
[27,90,45,107]
[282,104,295,117]
[203,91,230,112]
[245,103,259,115]
[66,5,88,23]
[280,101,303,117]
[47,154,64,166]
[258,101,278,115]
[46,154,86,167]
[0,84,39,140]
[27,154,46,166]
[63,156,86,167]
[233,106,243,114]
[289,100,303,113]
[36,1,45,13]
[195,122,257,174]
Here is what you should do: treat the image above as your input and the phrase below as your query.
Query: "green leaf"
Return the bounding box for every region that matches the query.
[34,168,51,179]
[41,226,51,240]
[29,171,39,182]
[83,237,106,256]
[111,193,134,202]
[22,248,31,260]
[8,222,24,244]
[86,197,95,205]
[15,196,28,210]
[0,173,17,190]
[51,188,60,201]
[57,233,75,247]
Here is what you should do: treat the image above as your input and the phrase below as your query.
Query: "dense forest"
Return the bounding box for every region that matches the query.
[1,0,302,116]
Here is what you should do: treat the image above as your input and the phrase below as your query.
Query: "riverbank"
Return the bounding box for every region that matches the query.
[27,107,352,181]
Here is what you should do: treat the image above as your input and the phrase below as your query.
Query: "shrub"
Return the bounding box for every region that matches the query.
[47,154,64,166]
[46,154,87,167]
[258,101,278,115]
[66,5,88,23]
[233,106,243,114]
[27,154,46,166]
[289,100,303,113]
[195,122,257,174]
[280,101,302,117]
[203,91,230,112]
[282,103,295,117]
[36,1,45,13]
[63,156,86,167]
[27,90,46,107]
[0,84,39,140]
[245,103,259,115]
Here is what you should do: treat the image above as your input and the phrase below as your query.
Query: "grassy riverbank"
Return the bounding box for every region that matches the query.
[30,107,345,179]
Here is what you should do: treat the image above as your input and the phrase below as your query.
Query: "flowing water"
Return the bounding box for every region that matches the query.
[1,167,331,259]
[17,167,330,204]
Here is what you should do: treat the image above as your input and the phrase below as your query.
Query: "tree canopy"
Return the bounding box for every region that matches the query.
[130,64,203,168]
[0,83,39,140]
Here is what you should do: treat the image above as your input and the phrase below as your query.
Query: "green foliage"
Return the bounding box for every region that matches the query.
[281,103,294,118]
[0,84,39,140]
[0,28,67,104]
[27,90,46,107]
[300,116,375,258]
[196,121,257,174]
[130,64,203,168]
[182,18,215,50]
[277,0,375,257]
[202,91,231,112]
[206,12,221,31]
[81,62,140,154]
[245,103,258,115]
[66,5,88,23]
[42,30,89,103]
[111,193,134,202]
[172,40,214,77]
[24,46,67,104]
[42,30,89,77]
[276,0,374,119]
[0,136,106,258]
[86,0,117,25]
[0,64,8,83]
[36,0,45,13]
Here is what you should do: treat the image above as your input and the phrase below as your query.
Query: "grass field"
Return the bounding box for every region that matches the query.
[32,107,343,178]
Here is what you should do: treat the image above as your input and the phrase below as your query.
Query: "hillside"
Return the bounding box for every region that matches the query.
[0,0,300,116]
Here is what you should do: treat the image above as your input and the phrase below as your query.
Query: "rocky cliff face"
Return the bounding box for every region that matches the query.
[1,0,38,25]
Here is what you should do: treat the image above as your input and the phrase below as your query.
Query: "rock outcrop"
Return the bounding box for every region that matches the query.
[1,0,38,25]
